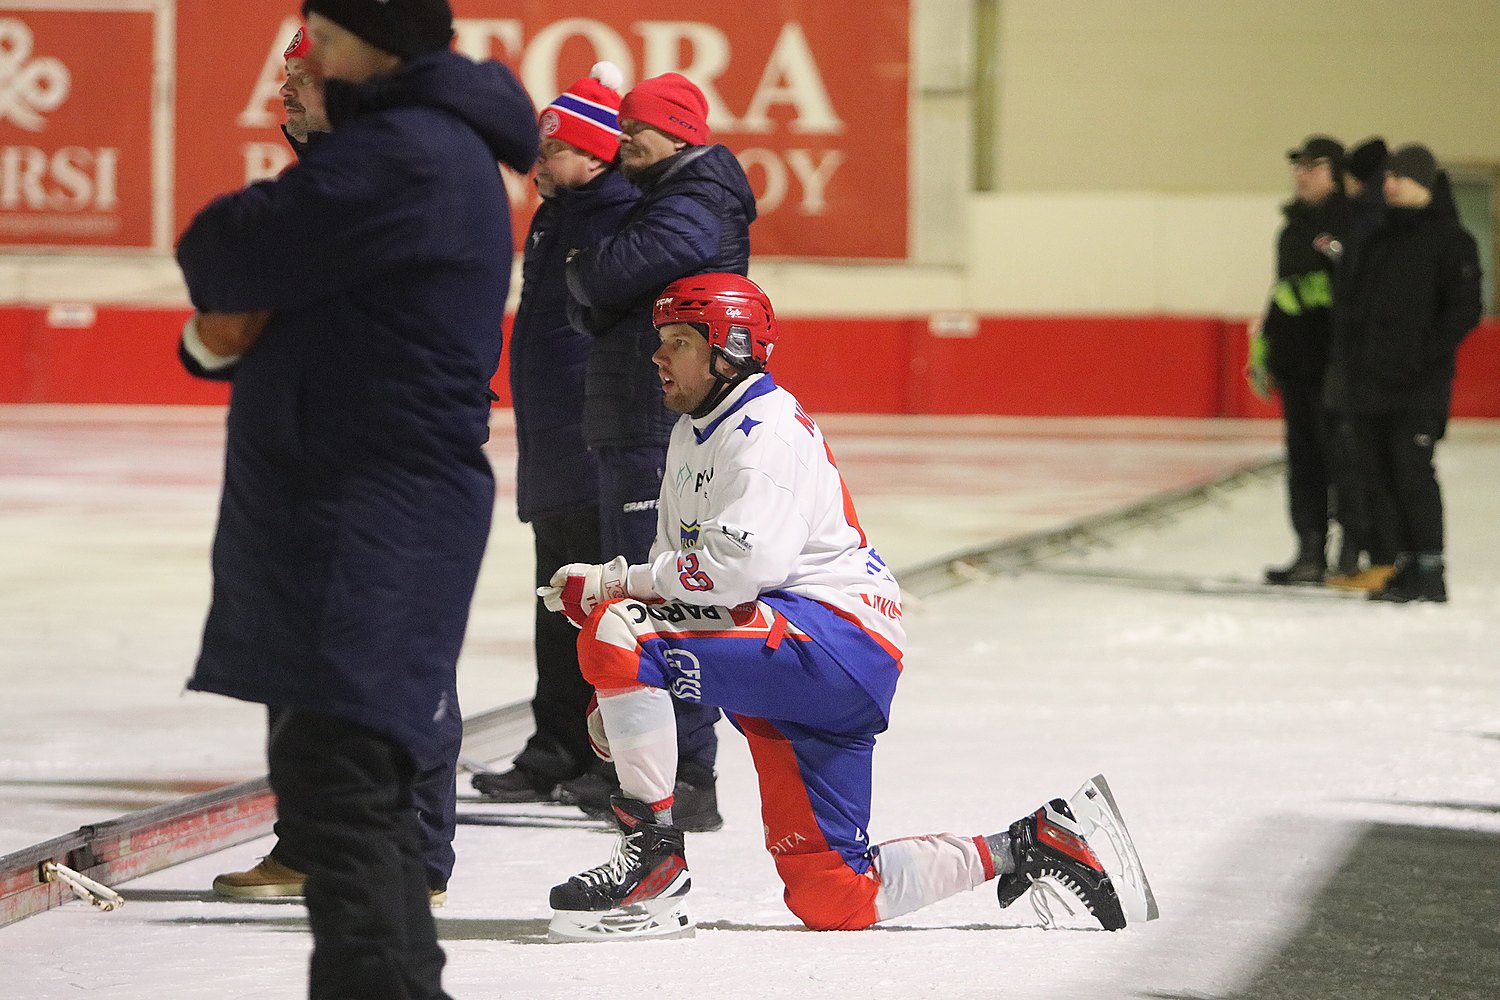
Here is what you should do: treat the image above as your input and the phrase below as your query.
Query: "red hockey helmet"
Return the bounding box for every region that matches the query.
[652,273,777,372]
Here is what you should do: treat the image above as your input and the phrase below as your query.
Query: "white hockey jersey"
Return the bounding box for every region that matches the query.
[627,374,906,655]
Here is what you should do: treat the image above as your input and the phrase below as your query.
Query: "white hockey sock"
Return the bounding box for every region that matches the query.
[596,686,679,821]
[871,833,994,922]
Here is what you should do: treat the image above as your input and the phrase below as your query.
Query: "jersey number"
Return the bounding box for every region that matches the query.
[677,553,715,592]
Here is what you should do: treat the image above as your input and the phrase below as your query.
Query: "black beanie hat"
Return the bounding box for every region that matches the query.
[1346,137,1388,184]
[302,0,454,61]
[1386,144,1438,190]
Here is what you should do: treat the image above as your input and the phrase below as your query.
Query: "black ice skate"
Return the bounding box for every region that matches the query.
[997,774,1158,931]
[548,796,694,942]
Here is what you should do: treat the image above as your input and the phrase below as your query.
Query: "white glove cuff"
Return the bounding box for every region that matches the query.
[626,563,660,601]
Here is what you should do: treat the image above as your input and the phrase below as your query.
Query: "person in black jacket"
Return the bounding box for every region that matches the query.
[469,65,642,804]
[1253,135,1352,584]
[1324,136,1402,590]
[1335,145,1482,602]
[175,1,537,995]
[551,72,758,825]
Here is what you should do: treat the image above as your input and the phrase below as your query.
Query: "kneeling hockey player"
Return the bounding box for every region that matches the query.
[540,274,1158,940]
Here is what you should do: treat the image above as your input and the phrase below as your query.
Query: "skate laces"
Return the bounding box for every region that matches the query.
[1026,875,1080,928]
[577,829,643,889]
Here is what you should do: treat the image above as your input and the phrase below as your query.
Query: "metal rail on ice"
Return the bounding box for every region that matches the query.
[0,701,533,928]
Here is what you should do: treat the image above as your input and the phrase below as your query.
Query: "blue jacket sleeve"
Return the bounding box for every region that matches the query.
[176,122,436,314]
[565,188,724,315]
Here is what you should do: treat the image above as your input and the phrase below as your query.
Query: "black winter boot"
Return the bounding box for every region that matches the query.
[1370,553,1448,603]
[673,761,724,833]
[1265,533,1327,585]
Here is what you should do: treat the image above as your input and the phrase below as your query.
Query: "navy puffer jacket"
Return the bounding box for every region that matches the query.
[510,170,638,522]
[565,144,757,448]
[176,51,537,769]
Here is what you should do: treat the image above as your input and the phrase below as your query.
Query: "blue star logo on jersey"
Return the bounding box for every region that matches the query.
[736,416,761,436]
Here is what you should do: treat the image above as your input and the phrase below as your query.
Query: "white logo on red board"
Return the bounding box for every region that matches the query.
[0,20,70,132]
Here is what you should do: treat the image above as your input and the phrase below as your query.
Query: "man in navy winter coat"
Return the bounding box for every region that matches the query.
[470,65,642,804]
[552,71,759,823]
[202,23,461,910]
[175,2,536,996]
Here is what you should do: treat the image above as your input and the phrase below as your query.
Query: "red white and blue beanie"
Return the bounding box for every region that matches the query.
[539,62,625,163]
[284,24,311,61]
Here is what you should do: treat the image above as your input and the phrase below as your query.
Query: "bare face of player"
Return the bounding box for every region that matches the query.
[306,14,400,85]
[280,57,329,142]
[617,119,685,180]
[653,322,720,414]
[535,138,605,198]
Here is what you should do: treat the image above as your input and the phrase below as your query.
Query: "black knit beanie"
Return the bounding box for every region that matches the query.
[1346,137,1388,184]
[301,0,454,61]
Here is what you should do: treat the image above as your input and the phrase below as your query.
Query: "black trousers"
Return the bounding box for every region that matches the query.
[511,508,603,782]
[269,711,450,1000]
[1352,410,1448,555]
[1279,377,1333,544]
[1325,413,1400,565]
[271,706,459,890]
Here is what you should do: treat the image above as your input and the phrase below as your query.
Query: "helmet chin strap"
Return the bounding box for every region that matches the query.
[689,347,757,419]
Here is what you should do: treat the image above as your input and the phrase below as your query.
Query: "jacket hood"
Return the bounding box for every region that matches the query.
[1428,170,1460,220]
[1386,170,1461,231]
[324,50,538,173]
[637,144,758,223]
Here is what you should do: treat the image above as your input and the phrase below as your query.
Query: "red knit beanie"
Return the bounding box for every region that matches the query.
[619,72,710,145]
[539,62,624,162]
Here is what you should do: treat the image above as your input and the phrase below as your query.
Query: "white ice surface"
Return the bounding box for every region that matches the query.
[2,408,1497,1000]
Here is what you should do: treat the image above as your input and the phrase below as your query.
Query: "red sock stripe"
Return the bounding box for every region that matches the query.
[974,834,996,881]
[648,794,675,815]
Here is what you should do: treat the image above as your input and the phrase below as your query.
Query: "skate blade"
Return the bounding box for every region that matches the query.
[1068,773,1160,924]
[547,896,696,943]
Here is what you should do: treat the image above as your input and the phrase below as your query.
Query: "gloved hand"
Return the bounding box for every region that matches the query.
[1244,329,1275,402]
[538,555,630,628]
[585,693,611,761]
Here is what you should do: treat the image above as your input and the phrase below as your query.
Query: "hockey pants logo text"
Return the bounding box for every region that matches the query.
[664,648,703,702]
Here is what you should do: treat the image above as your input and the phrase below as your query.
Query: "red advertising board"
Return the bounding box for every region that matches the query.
[175,1,909,259]
[0,5,155,248]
